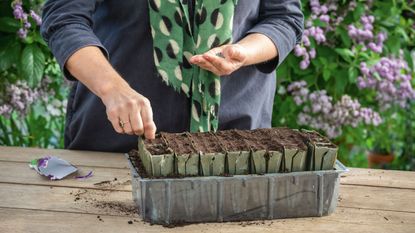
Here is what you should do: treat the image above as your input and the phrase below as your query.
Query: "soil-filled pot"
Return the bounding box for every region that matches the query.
[138,136,174,177]
[367,151,394,169]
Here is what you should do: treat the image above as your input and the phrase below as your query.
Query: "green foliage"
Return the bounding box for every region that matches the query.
[273,0,415,170]
[0,0,68,148]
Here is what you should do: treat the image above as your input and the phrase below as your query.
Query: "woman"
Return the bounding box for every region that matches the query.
[41,0,303,152]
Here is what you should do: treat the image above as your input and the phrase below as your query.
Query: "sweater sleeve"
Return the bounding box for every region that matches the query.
[40,0,109,81]
[246,0,304,73]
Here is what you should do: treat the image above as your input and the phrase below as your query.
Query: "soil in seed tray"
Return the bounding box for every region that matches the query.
[161,132,196,155]
[144,134,170,155]
[128,150,150,178]
[249,128,284,152]
[190,132,224,153]
[300,131,337,148]
[215,129,252,151]
[272,128,307,150]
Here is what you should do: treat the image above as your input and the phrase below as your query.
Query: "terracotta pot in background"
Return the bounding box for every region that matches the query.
[367,151,394,169]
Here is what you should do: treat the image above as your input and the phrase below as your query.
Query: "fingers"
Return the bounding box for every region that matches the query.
[190,55,222,75]
[120,114,134,135]
[190,45,245,76]
[140,99,157,139]
[129,105,144,135]
[107,110,124,134]
[129,98,156,139]
[105,96,156,139]
[203,54,233,76]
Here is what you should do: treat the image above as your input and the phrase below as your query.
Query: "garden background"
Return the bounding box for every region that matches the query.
[0,0,414,170]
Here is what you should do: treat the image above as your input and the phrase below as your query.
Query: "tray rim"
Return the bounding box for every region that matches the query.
[125,153,349,182]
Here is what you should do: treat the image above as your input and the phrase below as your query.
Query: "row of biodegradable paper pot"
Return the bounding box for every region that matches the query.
[137,129,338,177]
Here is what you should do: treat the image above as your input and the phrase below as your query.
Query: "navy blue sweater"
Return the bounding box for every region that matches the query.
[41,0,303,152]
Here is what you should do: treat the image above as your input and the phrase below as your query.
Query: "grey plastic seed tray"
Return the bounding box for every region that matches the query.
[126,153,348,225]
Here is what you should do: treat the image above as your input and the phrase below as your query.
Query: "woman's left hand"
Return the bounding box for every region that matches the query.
[190,44,248,76]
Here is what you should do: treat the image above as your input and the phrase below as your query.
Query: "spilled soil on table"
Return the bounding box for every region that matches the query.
[69,178,138,218]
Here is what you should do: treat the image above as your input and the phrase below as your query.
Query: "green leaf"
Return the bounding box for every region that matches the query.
[385,34,401,55]
[353,3,365,21]
[335,70,348,95]
[348,67,358,83]
[0,39,21,70]
[323,68,331,81]
[33,33,48,47]
[403,49,414,70]
[20,44,46,86]
[0,17,20,33]
[335,48,354,62]
[337,28,352,48]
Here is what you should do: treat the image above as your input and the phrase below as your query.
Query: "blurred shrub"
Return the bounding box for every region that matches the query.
[0,0,68,148]
[273,0,415,170]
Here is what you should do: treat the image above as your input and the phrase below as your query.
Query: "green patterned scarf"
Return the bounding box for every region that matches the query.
[148,0,237,132]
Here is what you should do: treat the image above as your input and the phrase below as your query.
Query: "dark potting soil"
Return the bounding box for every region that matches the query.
[272,128,308,150]
[190,132,224,153]
[143,134,170,155]
[300,130,337,148]
[215,129,252,151]
[249,128,283,152]
[143,128,315,155]
[161,132,196,155]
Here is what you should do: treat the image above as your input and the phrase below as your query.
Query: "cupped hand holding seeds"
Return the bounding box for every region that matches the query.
[189,33,278,77]
[190,44,248,76]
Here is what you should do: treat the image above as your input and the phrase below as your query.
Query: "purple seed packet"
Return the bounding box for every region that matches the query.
[29,156,92,180]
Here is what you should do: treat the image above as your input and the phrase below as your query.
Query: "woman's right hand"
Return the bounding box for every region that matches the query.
[100,81,157,138]
[66,46,156,139]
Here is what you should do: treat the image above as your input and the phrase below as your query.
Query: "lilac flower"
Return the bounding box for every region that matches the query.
[319,15,330,23]
[30,10,42,26]
[12,2,24,19]
[0,105,13,118]
[12,2,43,39]
[24,21,31,29]
[17,28,28,39]
[348,15,386,54]
[293,0,357,69]
[358,56,415,109]
[287,81,382,138]
[0,81,39,118]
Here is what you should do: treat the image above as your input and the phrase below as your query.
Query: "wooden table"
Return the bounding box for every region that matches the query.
[0,146,414,233]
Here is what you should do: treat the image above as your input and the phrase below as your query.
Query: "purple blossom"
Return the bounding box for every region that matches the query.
[0,81,39,118]
[348,15,386,54]
[12,2,43,39]
[287,81,382,138]
[358,56,415,109]
[30,10,42,26]
[12,2,24,19]
[293,0,357,69]
[24,21,31,29]
[17,28,28,39]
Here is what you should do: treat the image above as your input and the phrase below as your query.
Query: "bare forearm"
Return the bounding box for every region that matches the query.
[237,33,278,66]
[65,46,156,138]
[65,46,128,99]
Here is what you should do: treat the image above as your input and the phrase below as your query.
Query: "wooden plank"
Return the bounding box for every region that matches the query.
[0,146,127,168]
[0,183,136,217]
[341,168,415,189]
[1,183,414,218]
[0,207,414,233]
[0,162,132,191]
[339,185,415,213]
